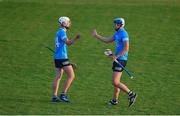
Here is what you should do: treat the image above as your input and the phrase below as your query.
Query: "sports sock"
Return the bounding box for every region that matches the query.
[128,91,133,96]
[61,92,66,96]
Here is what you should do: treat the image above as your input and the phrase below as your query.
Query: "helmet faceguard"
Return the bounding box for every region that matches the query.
[58,16,71,29]
[113,18,125,30]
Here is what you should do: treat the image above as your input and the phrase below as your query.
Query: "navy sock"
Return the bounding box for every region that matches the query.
[61,92,66,96]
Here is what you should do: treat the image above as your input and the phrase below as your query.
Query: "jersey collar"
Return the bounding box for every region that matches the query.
[60,27,67,32]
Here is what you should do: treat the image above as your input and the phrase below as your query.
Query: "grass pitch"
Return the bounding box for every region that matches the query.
[0,0,180,115]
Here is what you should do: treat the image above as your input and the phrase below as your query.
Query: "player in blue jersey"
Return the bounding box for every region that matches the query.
[52,16,80,102]
[92,18,137,107]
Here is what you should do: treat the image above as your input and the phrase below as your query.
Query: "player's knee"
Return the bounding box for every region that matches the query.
[69,76,75,81]
[71,75,75,79]
[55,75,61,79]
[112,81,119,87]
[55,71,63,79]
[57,73,63,78]
[68,73,75,80]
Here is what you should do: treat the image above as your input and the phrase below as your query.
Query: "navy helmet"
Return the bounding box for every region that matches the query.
[113,18,125,27]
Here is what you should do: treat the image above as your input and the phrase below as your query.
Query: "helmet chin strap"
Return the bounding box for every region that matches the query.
[65,26,70,30]
[115,23,123,31]
[60,22,70,30]
[115,27,120,31]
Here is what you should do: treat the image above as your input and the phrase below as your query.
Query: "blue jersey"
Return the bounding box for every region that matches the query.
[54,28,68,59]
[113,28,129,61]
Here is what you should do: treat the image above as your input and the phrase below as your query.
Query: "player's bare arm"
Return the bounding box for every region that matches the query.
[92,29,114,43]
[64,34,80,46]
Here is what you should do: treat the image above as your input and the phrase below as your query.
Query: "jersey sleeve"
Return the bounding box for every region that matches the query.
[113,33,117,41]
[61,31,68,41]
[121,31,129,42]
[57,30,68,41]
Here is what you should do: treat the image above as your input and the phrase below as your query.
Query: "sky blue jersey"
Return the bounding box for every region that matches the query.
[54,28,68,59]
[113,28,129,61]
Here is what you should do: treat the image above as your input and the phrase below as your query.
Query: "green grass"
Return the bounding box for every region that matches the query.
[0,0,180,115]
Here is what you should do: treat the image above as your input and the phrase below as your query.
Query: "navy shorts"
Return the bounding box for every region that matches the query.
[54,59,71,68]
[112,60,127,72]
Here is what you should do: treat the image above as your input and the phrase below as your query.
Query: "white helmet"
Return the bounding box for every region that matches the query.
[113,18,125,27]
[58,16,70,25]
